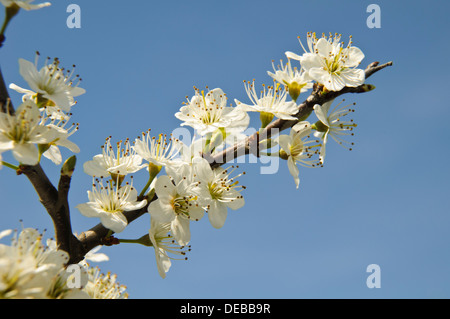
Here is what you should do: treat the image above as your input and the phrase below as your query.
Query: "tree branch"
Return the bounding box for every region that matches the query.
[210,61,393,167]
[1,58,392,264]
[0,68,14,114]
[74,61,393,261]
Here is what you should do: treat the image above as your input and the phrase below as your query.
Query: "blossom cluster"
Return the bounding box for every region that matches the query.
[0,228,127,299]
[0,0,369,291]
[0,52,84,166]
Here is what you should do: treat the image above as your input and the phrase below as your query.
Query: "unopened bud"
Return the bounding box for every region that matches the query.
[361,84,376,92]
[61,155,76,177]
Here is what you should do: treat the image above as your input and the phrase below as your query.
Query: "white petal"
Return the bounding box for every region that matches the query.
[155,248,171,279]
[100,212,128,233]
[55,138,80,153]
[42,145,62,165]
[287,157,300,188]
[155,175,176,197]
[285,51,302,61]
[224,190,245,210]
[148,199,174,223]
[345,46,365,67]
[76,203,101,218]
[313,103,330,127]
[18,58,41,93]
[194,157,214,183]
[300,53,322,71]
[0,139,14,152]
[9,83,34,96]
[188,205,205,221]
[83,158,109,177]
[339,68,365,87]
[12,143,39,165]
[70,86,86,97]
[171,217,190,246]
[277,135,292,156]
[315,38,333,56]
[292,121,311,136]
[208,201,228,229]
[0,229,12,240]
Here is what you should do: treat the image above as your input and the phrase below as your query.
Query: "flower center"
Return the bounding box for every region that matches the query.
[172,196,193,217]
[208,182,224,200]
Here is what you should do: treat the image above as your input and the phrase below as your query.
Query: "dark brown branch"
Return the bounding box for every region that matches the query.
[20,163,82,260]
[0,68,14,114]
[72,204,150,264]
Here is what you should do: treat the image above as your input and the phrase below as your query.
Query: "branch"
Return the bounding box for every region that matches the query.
[210,61,393,167]
[75,60,393,261]
[0,68,14,114]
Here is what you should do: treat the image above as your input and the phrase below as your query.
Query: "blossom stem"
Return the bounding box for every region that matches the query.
[119,234,153,247]
[139,163,161,198]
[0,4,20,47]
[1,161,19,171]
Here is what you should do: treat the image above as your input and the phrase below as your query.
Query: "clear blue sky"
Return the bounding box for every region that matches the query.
[1,0,449,298]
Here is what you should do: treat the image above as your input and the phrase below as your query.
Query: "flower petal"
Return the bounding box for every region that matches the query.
[12,143,39,165]
[208,201,228,229]
[171,217,190,246]
[100,212,128,233]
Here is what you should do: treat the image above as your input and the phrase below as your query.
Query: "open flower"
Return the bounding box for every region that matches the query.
[267,58,313,101]
[148,167,204,246]
[148,219,190,279]
[134,130,181,168]
[286,32,365,91]
[312,99,357,163]
[0,0,51,10]
[277,121,322,188]
[175,87,249,136]
[194,158,245,229]
[83,266,128,299]
[83,137,145,179]
[39,108,80,165]
[0,228,70,299]
[235,81,299,126]
[76,178,147,233]
[10,54,85,111]
[0,100,55,165]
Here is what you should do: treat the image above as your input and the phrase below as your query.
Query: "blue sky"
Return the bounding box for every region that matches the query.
[1,0,450,298]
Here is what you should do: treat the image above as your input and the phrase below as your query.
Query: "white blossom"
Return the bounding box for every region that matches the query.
[194,158,245,229]
[0,0,50,10]
[286,32,365,91]
[277,121,322,188]
[39,108,80,165]
[134,130,181,168]
[235,81,299,121]
[83,265,128,299]
[268,58,313,101]
[0,228,70,299]
[10,54,85,112]
[76,178,147,233]
[148,166,204,246]
[0,100,55,165]
[148,219,190,279]
[312,99,357,163]
[175,87,249,136]
[83,137,145,178]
